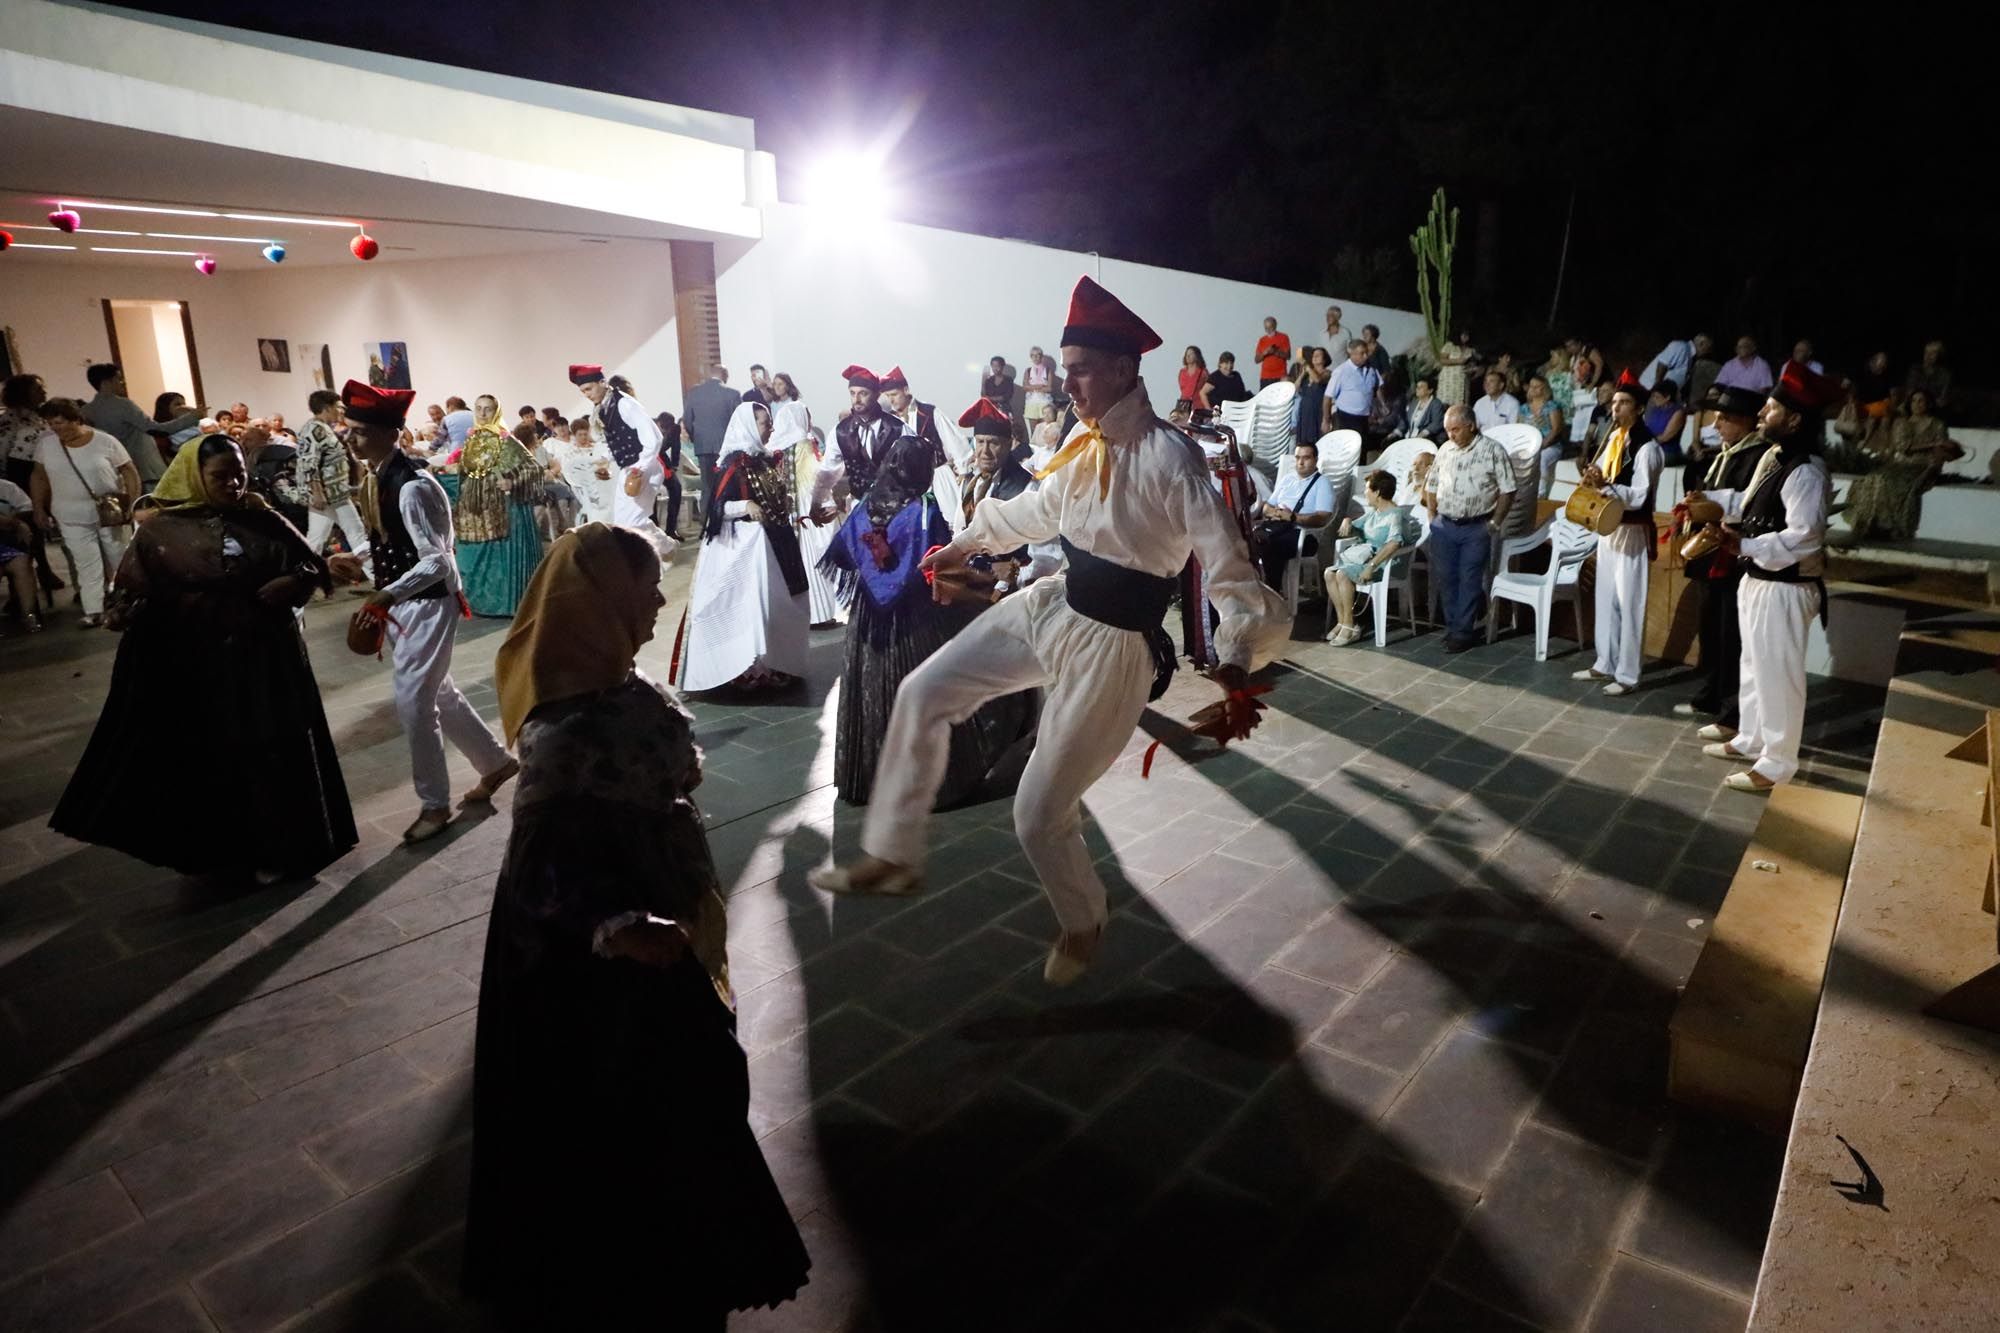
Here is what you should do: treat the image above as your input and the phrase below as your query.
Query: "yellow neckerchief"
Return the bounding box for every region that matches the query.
[1594,425,1629,486]
[1031,384,1152,500]
[1032,421,1113,499]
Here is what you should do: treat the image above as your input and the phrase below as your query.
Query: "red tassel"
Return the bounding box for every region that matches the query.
[667,604,690,684]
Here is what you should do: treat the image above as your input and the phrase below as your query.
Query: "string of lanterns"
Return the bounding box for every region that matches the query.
[0,203,382,268]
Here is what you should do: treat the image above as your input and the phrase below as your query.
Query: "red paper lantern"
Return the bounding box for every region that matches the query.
[350,230,379,261]
[0,230,13,252]
[48,208,80,233]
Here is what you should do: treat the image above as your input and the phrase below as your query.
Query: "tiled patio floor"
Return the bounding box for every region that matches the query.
[0,579,1882,1332]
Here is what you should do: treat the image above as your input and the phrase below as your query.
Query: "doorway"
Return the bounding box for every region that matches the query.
[101,299,204,412]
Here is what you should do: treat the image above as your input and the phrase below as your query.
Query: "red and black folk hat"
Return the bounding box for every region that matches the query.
[1059,276,1162,358]
[340,379,415,427]
[879,366,910,391]
[842,365,881,391]
[567,363,605,386]
[957,398,1012,437]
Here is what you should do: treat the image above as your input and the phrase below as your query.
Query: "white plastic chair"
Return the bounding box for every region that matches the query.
[1333,508,1429,646]
[1486,423,1545,537]
[1223,380,1300,472]
[1487,516,1598,660]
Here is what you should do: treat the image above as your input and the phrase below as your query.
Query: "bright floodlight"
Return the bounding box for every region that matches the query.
[801,149,893,220]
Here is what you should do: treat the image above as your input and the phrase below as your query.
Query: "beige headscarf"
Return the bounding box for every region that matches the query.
[495,523,657,745]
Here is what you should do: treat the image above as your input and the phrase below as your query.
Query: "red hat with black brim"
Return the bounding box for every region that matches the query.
[957,398,1012,437]
[568,364,605,386]
[1611,368,1646,400]
[842,365,881,391]
[879,366,910,391]
[1771,363,1842,416]
[341,379,415,427]
[1060,276,1161,358]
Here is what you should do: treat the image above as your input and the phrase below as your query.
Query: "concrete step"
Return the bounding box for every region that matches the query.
[1667,784,1863,1135]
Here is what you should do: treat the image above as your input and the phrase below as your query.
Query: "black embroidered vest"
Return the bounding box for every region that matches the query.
[371,453,447,599]
[600,388,643,469]
[1737,445,1818,583]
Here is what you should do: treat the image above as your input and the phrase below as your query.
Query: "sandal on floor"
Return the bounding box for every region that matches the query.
[402,809,452,843]
[808,860,924,897]
[463,758,520,804]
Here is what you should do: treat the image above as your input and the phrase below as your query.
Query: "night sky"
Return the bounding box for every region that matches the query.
[129,0,1986,395]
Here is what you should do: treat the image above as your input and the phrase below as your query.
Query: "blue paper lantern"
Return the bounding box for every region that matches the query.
[262,242,286,264]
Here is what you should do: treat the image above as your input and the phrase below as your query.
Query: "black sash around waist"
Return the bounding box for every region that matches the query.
[1060,536,1176,632]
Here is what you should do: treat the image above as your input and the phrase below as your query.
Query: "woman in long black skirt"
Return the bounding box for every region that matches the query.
[466,524,809,1328]
[820,433,1036,807]
[50,436,355,883]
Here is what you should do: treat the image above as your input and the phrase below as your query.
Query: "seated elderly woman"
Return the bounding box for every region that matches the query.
[1323,468,1420,645]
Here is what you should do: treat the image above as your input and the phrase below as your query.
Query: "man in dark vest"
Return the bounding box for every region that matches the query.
[1570,369,1663,697]
[1687,364,1836,792]
[880,366,945,463]
[954,397,1040,577]
[810,365,900,521]
[569,365,674,558]
[809,278,1289,987]
[328,380,516,843]
[1674,386,1771,733]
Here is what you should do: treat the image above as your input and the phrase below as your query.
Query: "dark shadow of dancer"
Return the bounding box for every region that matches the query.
[738,803,1540,1333]
[0,836,472,1214]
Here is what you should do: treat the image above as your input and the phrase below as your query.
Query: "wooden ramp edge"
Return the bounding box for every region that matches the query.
[1667,785,1865,1135]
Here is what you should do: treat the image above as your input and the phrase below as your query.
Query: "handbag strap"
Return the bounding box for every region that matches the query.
[56,437,109,504]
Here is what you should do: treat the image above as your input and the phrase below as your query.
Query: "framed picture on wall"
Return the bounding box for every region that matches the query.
[296,342,333,390]
[367,341,412,390]
[257,338,292,373]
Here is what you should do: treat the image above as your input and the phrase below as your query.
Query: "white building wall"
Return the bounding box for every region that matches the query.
[716,202,1428,444]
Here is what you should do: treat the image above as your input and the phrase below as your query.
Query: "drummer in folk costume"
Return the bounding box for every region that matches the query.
[328,381,517,843]
[1687,364,1837,792]
[809,277,1289,986]
[1673,386,1771,733]
[569,365,675,560]
[1571,369,1663,696]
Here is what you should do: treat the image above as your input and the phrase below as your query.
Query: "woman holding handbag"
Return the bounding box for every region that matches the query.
[29,397,137,627]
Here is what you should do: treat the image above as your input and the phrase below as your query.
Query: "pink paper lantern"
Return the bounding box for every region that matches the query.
[194,255,217,276]
[48,208,80,233]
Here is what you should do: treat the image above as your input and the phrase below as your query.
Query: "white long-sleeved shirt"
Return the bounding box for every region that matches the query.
[1590,432,1663,557]
[811,414,900,510]
[1705,452,1830,575]
[948,380,1289,671]
[381,468,462,603]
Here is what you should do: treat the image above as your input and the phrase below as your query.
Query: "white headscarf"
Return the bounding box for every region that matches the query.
[769,400,814,452]
[718,400,772,463]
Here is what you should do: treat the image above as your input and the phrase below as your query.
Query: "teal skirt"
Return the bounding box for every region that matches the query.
[460,501,544,617]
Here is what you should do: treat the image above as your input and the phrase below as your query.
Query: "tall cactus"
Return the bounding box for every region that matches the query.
[1410,188,1460,358]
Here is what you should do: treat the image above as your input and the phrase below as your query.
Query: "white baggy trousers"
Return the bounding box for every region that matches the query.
[305,501,369,556]
[390,594,511,811]
[1728,577,1818,785]
[1591,525,1651,687]
[862,576,1155,936]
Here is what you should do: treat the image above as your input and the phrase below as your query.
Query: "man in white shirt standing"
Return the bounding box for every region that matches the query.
[1472,370,1521,433]
[328,380,515,843]
[569,365,675,559]
[1326,340,1383,435]
[810,277,1289,986]
[1424,405,1516,653]
[1253,437,1335,593]
[1571,371,1664,696]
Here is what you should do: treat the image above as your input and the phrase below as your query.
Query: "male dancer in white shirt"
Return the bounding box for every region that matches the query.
[328,380,515,843]
[1571,370,1664,696]
[811,278,1289,985]
[568,365,675,560]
